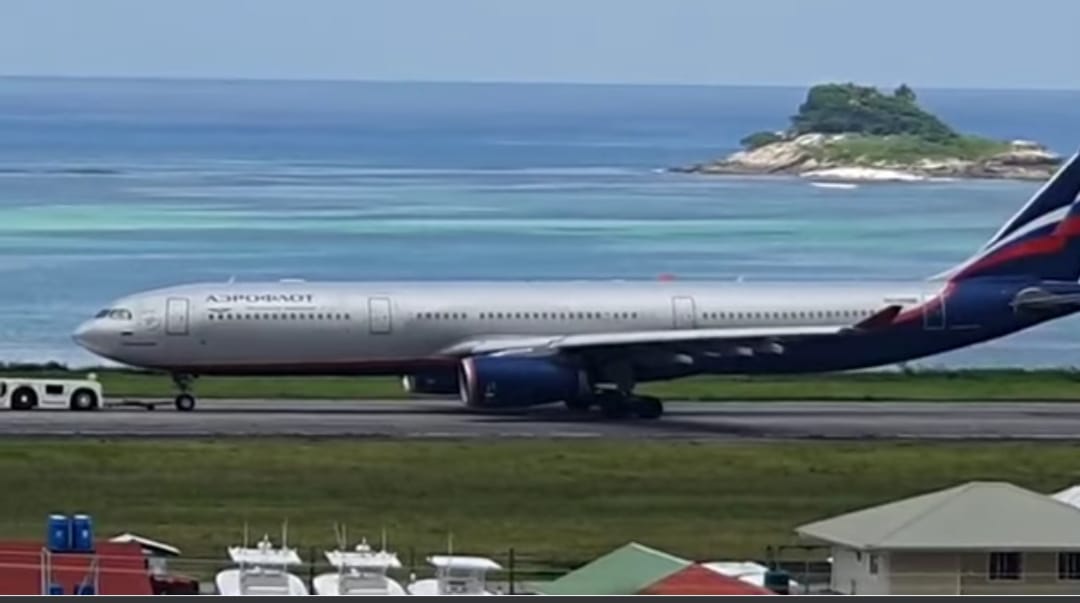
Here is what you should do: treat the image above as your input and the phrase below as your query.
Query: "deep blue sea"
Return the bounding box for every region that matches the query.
[2,77,1080,368]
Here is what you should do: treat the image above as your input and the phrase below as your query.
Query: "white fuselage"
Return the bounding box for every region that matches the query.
[74,279,931,374]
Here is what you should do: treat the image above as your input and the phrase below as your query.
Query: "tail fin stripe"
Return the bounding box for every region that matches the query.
[935,149,1080,282]
[984,151,1080,248]
[955,231,1066,279]
[979,205,1069,255]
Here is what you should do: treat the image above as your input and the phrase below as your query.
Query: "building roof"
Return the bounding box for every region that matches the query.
[704,561,801,590]
[797,481,1080,551]
[0,540,152,595]
[428,555,501,571]
[539,542,690,595]
[640,564,775,595]
[1053,485,1080,509]
[108,533,181,557]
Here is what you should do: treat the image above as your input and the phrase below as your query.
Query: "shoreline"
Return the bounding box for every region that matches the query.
[669,164,1054,183]
[671,134,1062,183]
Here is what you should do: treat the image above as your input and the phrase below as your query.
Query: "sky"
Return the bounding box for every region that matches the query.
[2,0,1079,89]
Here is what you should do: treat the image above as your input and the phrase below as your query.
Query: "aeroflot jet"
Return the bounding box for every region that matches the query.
[74,152,1080,417]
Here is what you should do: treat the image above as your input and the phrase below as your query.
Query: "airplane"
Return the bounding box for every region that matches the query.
[73,152,1080,418]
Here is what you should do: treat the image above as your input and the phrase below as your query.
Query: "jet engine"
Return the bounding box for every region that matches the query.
[401,371,460,395]
[458,356,591,408]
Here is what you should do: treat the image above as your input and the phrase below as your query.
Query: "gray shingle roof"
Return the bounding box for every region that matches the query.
[796,481,1080,551]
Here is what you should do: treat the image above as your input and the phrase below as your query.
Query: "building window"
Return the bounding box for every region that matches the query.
[868,554,879,575]
[989,552,1022,581]
[1059,552,1080,580]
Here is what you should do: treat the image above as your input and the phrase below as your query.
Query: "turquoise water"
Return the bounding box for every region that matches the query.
[1,78,1079,367]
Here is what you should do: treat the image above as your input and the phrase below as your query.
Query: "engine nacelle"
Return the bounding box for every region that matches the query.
[401,371,460,396]
[459,356,590,408]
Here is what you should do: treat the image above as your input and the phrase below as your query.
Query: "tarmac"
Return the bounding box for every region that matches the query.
[3,398,1080,440]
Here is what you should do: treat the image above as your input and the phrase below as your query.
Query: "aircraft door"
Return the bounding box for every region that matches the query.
[922,291,946,330]
[165,297,190,335]
[672,296,696,329]
[368,297,392,334]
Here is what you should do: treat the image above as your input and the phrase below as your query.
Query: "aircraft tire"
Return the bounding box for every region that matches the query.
[632,396,664,420]
[565,396,592,412]
[174,394,196,412]
[10,387,37,411]
[598,392,629,419]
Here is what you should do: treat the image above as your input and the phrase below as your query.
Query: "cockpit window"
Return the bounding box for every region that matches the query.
[97,308,132,320]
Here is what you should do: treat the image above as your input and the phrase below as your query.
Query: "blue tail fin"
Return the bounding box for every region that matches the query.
[934,151,1080,282]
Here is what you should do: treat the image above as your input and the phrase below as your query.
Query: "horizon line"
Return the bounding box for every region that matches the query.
[1,73,1079,94]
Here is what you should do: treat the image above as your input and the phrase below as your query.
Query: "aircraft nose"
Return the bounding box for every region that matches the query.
[72,320,91,345]
[72,319,111,355]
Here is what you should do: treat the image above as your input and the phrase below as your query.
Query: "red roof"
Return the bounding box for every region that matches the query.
[640,564,774,595]
[0,540,152,595]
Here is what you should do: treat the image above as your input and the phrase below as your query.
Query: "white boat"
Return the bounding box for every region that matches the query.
[214,534,309,596]
[808,181,859,190]
[313,538,408,596]
[407,555,502,596]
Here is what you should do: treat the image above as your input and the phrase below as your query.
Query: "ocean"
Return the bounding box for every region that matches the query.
[1,77,1080,368]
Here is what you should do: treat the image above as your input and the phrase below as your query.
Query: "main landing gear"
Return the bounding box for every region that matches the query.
[570,390,663,420]
[172,373,197,412]
[598,391,664,420]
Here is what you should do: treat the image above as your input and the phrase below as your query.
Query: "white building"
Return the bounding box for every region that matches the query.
[796,481,1080,595]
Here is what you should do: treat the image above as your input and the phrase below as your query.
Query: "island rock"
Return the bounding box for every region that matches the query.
[672,84,1062,182]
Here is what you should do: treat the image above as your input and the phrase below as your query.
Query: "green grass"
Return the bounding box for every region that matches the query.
[8,368,1080,401]
[2,440,1079,578]
[814,134,1009,165]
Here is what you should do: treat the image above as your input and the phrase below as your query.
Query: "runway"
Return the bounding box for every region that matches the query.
[4,399,1080,440]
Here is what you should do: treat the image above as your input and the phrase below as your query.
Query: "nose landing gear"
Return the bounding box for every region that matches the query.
[171,374,198,411]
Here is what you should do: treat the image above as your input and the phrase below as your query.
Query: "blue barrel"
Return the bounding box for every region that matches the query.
[46,514,70,552]
[75,583,95,595]
[47,583,64,595]
[71,514,94,553]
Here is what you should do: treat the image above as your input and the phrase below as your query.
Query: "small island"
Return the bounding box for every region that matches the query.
[673,83,1061,182]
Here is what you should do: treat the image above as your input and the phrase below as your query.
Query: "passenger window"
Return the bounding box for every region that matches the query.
[45,384,64,395]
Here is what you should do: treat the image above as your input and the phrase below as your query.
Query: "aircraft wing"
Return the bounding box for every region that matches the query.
[442,306,901,357]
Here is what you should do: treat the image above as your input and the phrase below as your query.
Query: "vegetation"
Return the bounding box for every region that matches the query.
[735,82,1020,165]
[811,133,1010,164]
[790,83,956,141]
[739,130,783,150]
[9,367,1080,401]
[1,439,1078,577]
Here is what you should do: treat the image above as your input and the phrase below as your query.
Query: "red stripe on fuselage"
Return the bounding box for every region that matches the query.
[956,234,1065,279]
[893,282,956,326]
[1054,214,1080,237]
[954,213,1080,280]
